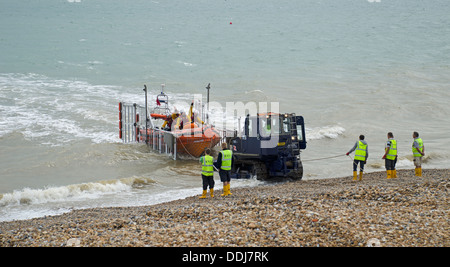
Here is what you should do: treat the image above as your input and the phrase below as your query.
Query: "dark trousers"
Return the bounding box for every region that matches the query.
[385,158,397,170]
[219,170,231,182]
[353,160,365,172]
[202,174,214,190]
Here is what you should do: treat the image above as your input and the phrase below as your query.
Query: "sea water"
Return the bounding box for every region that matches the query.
[1,0,449,221]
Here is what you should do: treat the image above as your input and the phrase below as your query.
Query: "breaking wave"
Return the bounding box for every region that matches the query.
[367,151,449,170]
[306,125,345,141]
[0,73,128,145]
[0,177,155,207]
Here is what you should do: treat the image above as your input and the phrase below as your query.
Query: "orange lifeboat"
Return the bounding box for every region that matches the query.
[122,85,221,158]
[175,124,221,157]
[139,123,220,158]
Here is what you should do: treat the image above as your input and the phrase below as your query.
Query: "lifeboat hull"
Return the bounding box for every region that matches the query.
[176,126,221,157]
[140,125,220,158]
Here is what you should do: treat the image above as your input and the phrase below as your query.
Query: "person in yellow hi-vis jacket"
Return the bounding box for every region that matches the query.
[189,102,205,126]
[382,132,398,179]
[214,143,233,196]
[346,135,369,181]
[412,131,425,177]
[199,148,214,199]
[161,112,180,131]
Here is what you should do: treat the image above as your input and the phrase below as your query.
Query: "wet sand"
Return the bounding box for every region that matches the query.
[1,169,448,247]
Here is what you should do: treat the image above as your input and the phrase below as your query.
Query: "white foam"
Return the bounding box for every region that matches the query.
[306,125,345,140]
[395,158,415,168]
[0,176,264,222]
[177,61,196,67]
[0,177,154,208]
[0,206,73,222]
[0,73,125,144]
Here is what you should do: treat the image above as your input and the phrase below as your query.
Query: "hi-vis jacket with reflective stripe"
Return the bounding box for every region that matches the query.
[386,139,397,161]
[354,141,368,161]
[348,140,369,161]
[219,150,232,171]
[412,138,424,157]
[200,155,214,176]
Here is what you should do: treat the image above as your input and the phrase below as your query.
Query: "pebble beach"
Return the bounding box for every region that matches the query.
[1,169,448,247]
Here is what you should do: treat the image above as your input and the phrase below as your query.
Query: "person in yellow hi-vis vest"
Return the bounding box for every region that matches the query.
[199,148,214,199]
[412,131,425,177]
[346,135,369,181]
[382,132,398,179]
[215,143,233,196]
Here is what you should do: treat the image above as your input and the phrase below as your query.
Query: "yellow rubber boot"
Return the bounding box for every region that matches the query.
[210,188,214,198]
[228,184,232,196]
[393,170,397,178]
[417,167,422,177]
[199,190,207,199]
[353,171,358,181]
[387,170,392,179]
[359,172,363,181]
[221,185,228,196]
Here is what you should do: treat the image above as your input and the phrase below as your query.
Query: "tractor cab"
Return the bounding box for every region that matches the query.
[235,113,306,156]
[231,113,306,180]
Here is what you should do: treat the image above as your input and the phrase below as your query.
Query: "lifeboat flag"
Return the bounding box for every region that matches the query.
[156,98,161,106]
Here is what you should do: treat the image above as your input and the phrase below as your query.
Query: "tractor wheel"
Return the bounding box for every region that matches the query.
[253,161,269,180]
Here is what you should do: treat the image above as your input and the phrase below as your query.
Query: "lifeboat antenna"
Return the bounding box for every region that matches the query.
[206,83,210,124]
[143,84,149,144]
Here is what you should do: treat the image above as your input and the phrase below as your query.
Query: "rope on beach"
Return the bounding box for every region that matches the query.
[303,154,365,173]
[302,154,348,162]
